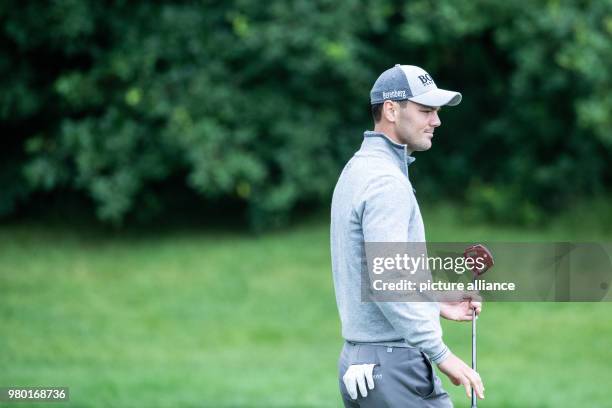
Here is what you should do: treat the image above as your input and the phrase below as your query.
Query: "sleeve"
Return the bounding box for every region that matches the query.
[360,175,450,364]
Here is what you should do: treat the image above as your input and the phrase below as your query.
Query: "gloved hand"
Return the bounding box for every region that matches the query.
[342,364,376,400]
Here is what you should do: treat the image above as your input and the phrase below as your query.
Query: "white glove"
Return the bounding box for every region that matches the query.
[342,364,376,400]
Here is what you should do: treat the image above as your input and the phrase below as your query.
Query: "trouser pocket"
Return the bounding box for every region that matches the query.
[420,351,445,400]
[338,342,381,403]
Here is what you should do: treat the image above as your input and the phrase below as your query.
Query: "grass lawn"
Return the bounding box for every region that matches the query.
[1,205,612,407]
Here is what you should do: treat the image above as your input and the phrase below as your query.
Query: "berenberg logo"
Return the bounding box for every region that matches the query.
[382,90,406,99]
[418,74,434,86]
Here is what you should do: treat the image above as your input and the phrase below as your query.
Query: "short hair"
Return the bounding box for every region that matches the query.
[371,100,408,123]
[371,103,383,122]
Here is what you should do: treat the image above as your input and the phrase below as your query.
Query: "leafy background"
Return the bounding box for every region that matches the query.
[2,0,611,227]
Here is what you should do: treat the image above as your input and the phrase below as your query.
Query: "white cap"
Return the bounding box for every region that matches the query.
[370,64,462,107]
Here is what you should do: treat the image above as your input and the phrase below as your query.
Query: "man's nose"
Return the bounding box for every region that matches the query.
[431,111,441,127]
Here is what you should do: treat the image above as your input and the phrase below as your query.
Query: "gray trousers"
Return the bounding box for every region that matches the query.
[338,342,453,408]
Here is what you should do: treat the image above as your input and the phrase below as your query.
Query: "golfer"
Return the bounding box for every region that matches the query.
[330,64,485,407]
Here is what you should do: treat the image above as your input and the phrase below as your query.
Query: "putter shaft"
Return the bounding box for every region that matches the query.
[472,306,477,407]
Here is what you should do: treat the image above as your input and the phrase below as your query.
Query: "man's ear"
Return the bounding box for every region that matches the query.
[382,100,396,123]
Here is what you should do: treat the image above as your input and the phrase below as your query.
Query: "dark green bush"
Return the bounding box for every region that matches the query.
[1,1,611,227]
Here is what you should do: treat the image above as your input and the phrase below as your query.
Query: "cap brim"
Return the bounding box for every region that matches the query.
[408,88,462,107]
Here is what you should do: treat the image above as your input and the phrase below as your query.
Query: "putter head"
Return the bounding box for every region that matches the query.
[463,244,494,276]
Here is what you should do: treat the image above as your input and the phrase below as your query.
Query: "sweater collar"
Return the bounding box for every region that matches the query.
[361,131,416,177]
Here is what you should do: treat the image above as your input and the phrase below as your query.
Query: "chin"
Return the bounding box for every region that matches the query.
[414,141,432,152]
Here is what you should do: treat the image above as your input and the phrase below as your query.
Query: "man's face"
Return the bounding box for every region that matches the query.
[393,100,441,151]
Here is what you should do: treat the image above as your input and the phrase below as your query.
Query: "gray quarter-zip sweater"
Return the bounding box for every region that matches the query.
[330,131,449,364]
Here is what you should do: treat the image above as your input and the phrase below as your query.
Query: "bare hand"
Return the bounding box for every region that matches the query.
[437,353,485,400]
[439,298,481,321]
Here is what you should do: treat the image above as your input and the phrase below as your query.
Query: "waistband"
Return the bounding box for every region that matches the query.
[344,339,420,351]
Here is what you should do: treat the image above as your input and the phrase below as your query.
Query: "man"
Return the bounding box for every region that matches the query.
[330,65,485,407]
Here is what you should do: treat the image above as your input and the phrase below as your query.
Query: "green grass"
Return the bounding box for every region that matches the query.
[1,206,612,407]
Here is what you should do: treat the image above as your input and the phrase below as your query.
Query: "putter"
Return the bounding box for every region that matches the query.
[463,244,494,408]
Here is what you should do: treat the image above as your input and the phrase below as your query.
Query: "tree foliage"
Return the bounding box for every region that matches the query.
[1,0,611,226]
